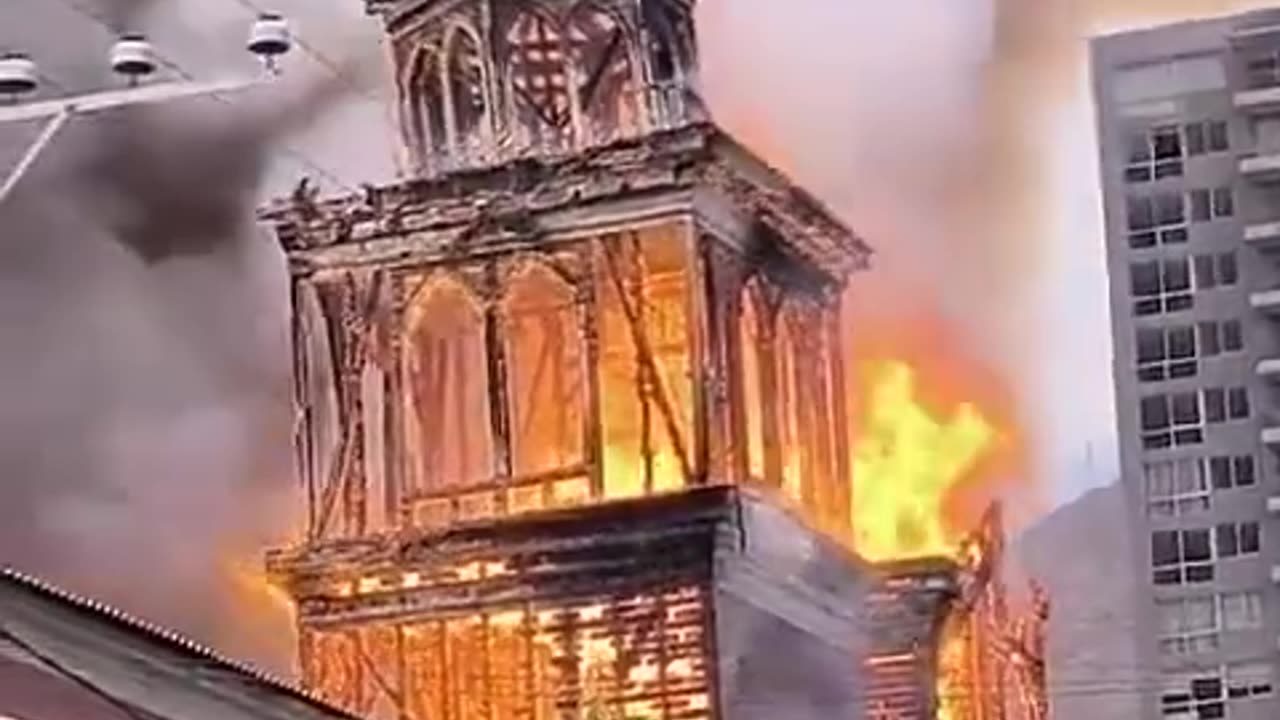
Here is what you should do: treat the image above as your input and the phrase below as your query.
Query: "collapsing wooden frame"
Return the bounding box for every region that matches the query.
[287,214,859,546]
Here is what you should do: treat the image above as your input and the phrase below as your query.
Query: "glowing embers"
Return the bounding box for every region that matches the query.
[851,361,995,562]
[300,587,712,720]
[328,562,512,600]
[936,612,975,720]
[597,228,694,500]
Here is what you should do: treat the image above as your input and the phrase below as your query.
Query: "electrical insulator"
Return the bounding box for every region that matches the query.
[248,13,292,68]
[0,52,39,97]
[110,35,158,82]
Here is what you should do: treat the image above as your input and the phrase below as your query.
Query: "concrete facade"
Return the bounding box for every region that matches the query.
[1092,10,1280,720]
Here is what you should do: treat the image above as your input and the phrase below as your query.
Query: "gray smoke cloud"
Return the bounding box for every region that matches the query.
[0,0,376,672]
[698,0,1278,522]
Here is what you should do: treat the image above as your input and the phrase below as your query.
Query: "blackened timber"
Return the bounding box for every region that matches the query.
[687,222,713,484]
[260,124,870,282]
[482,262,513,484]
[576,245,606,500]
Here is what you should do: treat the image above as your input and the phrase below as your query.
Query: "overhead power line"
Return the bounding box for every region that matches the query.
[50,0,357,192]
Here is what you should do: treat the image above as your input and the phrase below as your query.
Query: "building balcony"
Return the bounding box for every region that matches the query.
[1249,289,1280,316]
[1239,152,1280,182]
[1245,220,1280,252]
[1230,20,1280,45]
[1261,425,1280,447]
[1234,85,1280,114]
[1258,358,1280,381]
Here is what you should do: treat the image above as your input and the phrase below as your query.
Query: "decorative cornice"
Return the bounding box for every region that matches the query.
[258,122,872,282]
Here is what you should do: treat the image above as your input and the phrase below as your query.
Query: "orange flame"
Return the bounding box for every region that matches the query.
[851,360,995,561]
[846,301,1024,563]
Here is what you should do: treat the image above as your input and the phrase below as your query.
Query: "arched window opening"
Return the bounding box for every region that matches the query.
[403,276,493,496]
[502,262,585,479]
[408,49,448,161]
[506,11,572,144]
[567,4,637,140]
[443,27,488,151]
[640,3,690,82]
[638,4,692,127]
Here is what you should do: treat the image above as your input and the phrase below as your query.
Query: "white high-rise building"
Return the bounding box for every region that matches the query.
[1093,9,1280,720]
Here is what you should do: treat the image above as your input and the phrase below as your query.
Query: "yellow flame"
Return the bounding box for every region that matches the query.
[936,617,972,720]
[851,360,995,561]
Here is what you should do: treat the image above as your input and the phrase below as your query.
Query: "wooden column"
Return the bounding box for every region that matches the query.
[686,222,712,484]
[579,243,605,500]
[723,269,749,486]
[756,283,784,488]
[826,295,852,537]
[484,262,513,490]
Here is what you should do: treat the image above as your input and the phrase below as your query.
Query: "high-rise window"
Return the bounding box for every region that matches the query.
[1125,125,1184,182]
[1131,258,1194,316]
[1136,325,1198,382]
[1151,528,1214,585]
[1246,49,1280,89]
[1194,252,1239,289]
[1198,317,1249,353]
[1156,596,1218,656]
[1203,386,1249,424]
[1226,662,1275,700]
[1128,191,1188,247]
[1215,521,1261,559]
[1145,458,1210,517]
[1161,663,1275,717]
[1161,672,1226,718]
[1187,186,1234,222]
[1140,391,1203,449]
[1220,591,1264,631]
[1208,455,1255,490]
[1185,119,1230,154]
[1197,319,1244,356]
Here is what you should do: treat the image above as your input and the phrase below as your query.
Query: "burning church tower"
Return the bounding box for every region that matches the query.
[260,1,1048,719]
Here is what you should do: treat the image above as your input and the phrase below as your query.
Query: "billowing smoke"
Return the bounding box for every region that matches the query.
[0,0,372,672]
[1,0,1273,679]
[698,0,1276,518]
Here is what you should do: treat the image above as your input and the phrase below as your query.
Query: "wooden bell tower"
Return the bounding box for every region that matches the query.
[260,1,895,718]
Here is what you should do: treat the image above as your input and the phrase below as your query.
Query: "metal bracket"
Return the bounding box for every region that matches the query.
[0,77,262,205]
[0,110,70,204]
